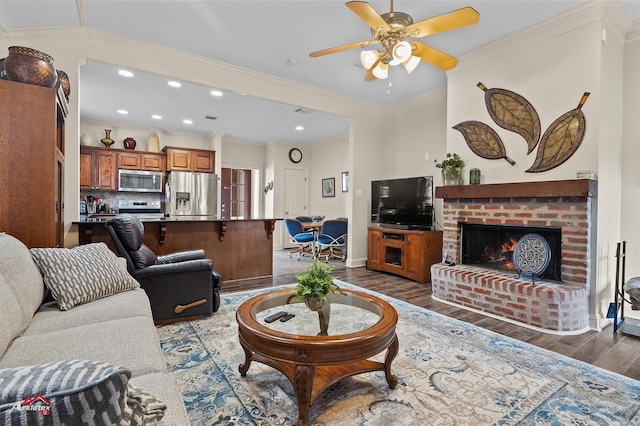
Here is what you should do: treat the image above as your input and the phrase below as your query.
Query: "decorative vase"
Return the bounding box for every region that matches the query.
[441,167,464,186]
[304,297,325,312]
[147,131,159,152]
[123,137,137,150]
[101,129,114,148]
[56,69,70,101]
[4,46,58,88]
[470,168,481,185]
[80,134,93,146]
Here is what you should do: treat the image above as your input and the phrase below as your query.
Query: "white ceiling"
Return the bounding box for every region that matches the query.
[1,1,638,143]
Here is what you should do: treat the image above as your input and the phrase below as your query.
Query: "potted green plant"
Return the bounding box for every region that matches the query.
[291,260,342,311]
[435,153,466,185]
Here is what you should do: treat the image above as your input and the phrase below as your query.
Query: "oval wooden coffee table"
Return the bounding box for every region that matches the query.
[236,288,399,426]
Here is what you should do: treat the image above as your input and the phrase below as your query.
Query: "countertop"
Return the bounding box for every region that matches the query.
[73,215,282,224]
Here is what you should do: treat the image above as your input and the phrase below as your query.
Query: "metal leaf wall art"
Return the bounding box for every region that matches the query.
[477,82,541,154]
[527,93,590,172]
[453,82,590,173]
[452,121,515,165]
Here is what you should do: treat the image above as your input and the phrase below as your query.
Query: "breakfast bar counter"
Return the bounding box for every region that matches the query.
[75,217,281,282]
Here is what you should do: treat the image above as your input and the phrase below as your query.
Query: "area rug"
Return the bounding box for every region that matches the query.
[157,282,640,425]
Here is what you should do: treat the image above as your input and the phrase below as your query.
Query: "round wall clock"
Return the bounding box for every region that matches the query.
[288,148,302,163]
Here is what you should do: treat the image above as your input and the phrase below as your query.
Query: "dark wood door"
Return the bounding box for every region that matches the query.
[221,167,252,219]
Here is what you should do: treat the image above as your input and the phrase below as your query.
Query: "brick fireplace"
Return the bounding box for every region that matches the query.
[431,179,597,334]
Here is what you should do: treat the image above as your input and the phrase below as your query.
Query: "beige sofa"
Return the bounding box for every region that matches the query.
[0,232,189,425]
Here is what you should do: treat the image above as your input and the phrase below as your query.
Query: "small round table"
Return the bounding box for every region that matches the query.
[236,288,399,426]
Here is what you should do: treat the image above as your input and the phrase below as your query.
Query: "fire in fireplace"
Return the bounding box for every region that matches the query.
[461,223,562,282]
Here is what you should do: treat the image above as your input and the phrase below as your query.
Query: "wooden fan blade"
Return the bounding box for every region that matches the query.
[364,58,380,81]
[408,7,479,38]
[412,42,458,71]
[309,40,376,57]
[346,1,391,31]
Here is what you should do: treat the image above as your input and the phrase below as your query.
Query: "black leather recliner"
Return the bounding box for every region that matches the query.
[106,214,222,323]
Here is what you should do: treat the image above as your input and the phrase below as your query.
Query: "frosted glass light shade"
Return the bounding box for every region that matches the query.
[372,61,389,79]
[390,41,412,65]
[403,55,421,74]
[360,50,380,70]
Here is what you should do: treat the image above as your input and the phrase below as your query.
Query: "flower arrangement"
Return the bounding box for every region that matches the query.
[291,260,342,303]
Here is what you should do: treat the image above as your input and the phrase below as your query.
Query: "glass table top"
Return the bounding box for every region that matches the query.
[252,290,383,337]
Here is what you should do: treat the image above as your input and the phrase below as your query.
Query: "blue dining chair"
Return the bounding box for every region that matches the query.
[316,219,348,262]
[284,218,315,260]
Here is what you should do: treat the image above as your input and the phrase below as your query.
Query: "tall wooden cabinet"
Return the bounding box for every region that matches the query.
[0,80,67,248]
[367,227,443,283]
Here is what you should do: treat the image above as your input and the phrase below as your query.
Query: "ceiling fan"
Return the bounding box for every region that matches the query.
[309,1,480,81]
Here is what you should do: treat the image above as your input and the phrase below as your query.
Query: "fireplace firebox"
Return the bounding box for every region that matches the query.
[461,223,562,282]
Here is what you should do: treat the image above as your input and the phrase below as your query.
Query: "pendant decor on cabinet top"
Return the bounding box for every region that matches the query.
[147,131,160,153]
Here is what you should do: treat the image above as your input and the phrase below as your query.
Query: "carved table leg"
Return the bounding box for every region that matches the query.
[384,334,399,389]
[293,363,314,426]
[238,343,253,376]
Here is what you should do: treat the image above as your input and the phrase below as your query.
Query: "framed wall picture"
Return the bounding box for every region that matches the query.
[322,177,335,197]
[342,171,349,192]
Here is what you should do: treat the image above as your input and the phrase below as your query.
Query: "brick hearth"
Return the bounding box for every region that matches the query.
[431,179,597,334]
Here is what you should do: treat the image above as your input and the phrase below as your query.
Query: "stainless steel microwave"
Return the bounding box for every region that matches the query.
[118,170,163,192]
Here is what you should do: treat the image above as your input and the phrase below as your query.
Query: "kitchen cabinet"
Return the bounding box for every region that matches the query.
[367,227,443,283]
[80,146,117,190]
[118,151,164,171]
[163,146,215,173]
[0,80,67,248]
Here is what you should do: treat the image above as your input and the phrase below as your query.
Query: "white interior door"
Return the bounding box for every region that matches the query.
[284,168,308,248]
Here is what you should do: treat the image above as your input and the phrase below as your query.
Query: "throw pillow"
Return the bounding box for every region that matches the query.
[123,383,168,425]
[30,243,139,310]
[0,359,131,424]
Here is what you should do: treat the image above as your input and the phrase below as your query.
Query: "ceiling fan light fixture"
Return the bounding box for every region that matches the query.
[403,55,421,74]
[372,61,389,79]
[360,50,380,70]
[390,41,412,65]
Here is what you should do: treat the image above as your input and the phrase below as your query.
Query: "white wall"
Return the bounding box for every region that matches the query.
[444,1,629,330]
[309,135,349,220]
[621,22,640,319]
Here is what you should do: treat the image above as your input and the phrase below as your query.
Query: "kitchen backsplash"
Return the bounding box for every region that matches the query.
[80,191,164,214]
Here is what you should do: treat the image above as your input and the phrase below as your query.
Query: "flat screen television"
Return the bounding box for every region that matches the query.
[371,176,434,230]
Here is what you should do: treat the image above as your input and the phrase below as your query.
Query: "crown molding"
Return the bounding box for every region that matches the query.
[626,19,640,41]
[451,1,610,75]
[602,0,633,43]
[2,26,384,119]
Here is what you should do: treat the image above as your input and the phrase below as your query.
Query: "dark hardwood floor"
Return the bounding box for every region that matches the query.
[222,250,640,381]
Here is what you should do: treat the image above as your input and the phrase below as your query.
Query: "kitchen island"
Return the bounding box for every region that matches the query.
[75,217,281,282]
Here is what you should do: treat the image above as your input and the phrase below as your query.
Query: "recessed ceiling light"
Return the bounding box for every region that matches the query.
[286,59,297,66]
[118,70,134,77]
[295,125,304,131]
[152,115,162,120]
[183,119,193,124]
[168,81,181,88]
[117,109,129,115]
[210,90,223,97]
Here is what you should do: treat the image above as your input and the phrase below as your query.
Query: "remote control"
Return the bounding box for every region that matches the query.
[264,311,288,323]
[279,313,295,322]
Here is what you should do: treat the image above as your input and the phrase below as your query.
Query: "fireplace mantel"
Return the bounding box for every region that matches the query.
[435,179,597,200]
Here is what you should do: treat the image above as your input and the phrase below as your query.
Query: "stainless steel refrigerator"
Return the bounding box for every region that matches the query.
[165,171,217,217]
